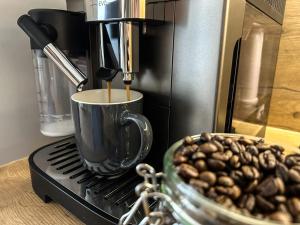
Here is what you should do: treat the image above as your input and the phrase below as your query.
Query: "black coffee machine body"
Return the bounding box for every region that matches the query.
[21,0,285,165]
[70,0,285,165]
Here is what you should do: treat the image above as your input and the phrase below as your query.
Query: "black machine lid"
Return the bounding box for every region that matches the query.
[28,9,87,54]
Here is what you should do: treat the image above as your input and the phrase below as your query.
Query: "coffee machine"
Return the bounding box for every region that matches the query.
[18,0,285,224]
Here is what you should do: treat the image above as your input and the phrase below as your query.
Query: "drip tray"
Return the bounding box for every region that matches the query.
[29,137,152,225]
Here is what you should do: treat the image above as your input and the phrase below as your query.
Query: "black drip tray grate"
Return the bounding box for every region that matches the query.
[29,137,149,225]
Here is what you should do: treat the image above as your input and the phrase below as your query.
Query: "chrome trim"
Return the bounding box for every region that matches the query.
[99,23,105,67]
[119,22,139,76]
[214,0,246,132]
[44,43,87,91]
[84,0,166,22]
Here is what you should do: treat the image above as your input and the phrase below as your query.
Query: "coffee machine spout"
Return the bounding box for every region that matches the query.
[119,21,139,84]
[17,15,88,91]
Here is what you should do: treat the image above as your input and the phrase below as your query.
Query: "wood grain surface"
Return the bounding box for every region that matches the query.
[268,0,300,131]
[0,158,83,225]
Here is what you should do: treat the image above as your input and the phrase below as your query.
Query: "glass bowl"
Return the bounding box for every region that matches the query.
[161,133,300,225]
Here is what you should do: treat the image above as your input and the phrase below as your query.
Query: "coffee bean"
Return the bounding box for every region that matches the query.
[276,163,289,182]
[269,211,292,224]
[246,145,259,156]
[199,171,216,186]
[230,155,241,168]
[242,165,260,180]
[216,195,232,204]
[271,145,285,153]
[192,152,206,160]
[274,195,287,204]
[239,151,252,164]
[252,156,260,169]
[184,136,194,145]
[173,153,188,165]
[217,171,228,177]
[257,176,278,197]
[230,170,246,186]
[257,143,271,152]
[237,142,246,152]
[229,185,241,200]
[244,179,258,193]
[278,154,286,163]
[191,144,199,151]
[239,137,254,146]
[230,142,240,154]
[224,138,233,146]
[207,158,226,171]
[194,160,207,172]
[239,194,255,211]
[256,195,275,212]
[259,150,276,170]
[213,135,225,142]
[212,140,224,152]
[206,187,218,200]
[211,152,230,161]
[218,176,234,187]
[189,179,209,191]
[215,186,228,195]
[177,163,199,179]
[181,146,195,156]
[287,198,300,217]
[200,132,212,142]
[288,168,300,183]
[292,165,300,172]
[225,150,233,158]
[271,148,284,162]
[198,142,218,154]
[285,154,300,168]
[216,185,240,199]
[216,195,233,207]
[275,177,285,194]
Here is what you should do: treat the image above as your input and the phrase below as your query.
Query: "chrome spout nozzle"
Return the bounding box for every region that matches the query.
[119,21,139,76]
[123,73,135,84]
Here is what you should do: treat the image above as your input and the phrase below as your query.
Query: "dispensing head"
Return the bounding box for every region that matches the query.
[96,21,139,85]
[84,0,147,85]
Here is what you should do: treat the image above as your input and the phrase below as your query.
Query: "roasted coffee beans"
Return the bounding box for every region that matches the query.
[174,133,300,224]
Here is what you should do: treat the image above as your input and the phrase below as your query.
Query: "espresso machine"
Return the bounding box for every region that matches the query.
[18,0,285,224]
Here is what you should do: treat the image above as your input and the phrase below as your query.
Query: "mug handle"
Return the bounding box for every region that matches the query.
[120,111,153,169]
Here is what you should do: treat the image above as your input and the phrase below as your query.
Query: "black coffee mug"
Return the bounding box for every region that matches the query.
[71,89,153,176]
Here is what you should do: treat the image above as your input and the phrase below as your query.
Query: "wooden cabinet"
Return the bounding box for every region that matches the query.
[268,0,300,132]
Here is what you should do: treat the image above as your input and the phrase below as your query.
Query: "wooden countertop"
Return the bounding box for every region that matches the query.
[0,158,83,225]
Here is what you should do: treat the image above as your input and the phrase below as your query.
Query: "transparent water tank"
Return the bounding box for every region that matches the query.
[32,49,87,137]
